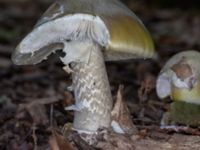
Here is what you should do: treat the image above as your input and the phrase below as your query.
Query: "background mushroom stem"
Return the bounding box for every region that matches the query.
[65,44,113,132]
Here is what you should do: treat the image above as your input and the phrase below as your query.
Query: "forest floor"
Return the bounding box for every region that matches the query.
[0,0,200,149]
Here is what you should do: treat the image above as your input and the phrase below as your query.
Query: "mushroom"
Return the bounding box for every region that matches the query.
[12,0,156,133]
[156,50,200,126]
[156,50,200,104]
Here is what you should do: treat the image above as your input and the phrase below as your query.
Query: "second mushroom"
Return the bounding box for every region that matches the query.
[156,50,200,126]
[12,0,156,133]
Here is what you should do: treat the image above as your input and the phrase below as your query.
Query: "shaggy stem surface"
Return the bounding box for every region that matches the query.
[69,45,113,132]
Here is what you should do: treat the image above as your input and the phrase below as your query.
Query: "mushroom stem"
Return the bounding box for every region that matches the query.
[66,44,113,132]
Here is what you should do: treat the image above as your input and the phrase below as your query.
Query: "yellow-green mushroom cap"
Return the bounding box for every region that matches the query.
[156,50,200,105]
[12,0,156,65]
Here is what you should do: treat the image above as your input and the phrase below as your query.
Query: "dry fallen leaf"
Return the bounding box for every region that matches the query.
[138,73,155,102]
[49,130,75,150]
[111,85,138,135]
[17,95,62,125]
[26,103,49,126]
[96,131,135,150]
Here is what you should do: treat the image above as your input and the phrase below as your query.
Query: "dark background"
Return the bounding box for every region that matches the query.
[0,0,200,149]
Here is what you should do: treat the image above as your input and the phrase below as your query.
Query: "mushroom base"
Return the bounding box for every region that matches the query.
[161,101,200,126]
[70,45,113,132]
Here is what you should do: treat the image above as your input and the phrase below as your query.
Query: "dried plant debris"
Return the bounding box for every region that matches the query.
[49,129,75,150]
[111,85,138,135]
[96,131,135,150]
[160,126,200,136]
[138,73,156,102]
[68,128,200,150]
[1,0,200,149]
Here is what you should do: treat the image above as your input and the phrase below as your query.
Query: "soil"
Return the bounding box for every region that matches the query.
[0,0,200,149]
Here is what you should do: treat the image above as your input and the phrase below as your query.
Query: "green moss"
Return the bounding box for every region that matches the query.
[170,101,200,126]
